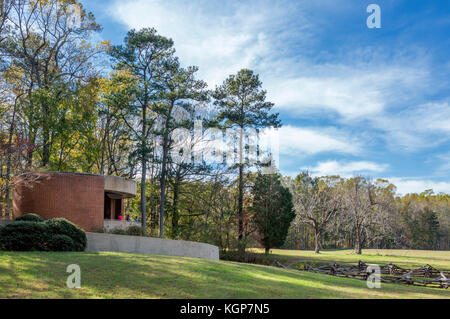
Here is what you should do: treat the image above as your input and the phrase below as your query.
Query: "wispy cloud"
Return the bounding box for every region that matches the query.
[276,125,361,156]
[267,60,429,120]
[108,0,311,87]
[387,178,450,196]
[102,0,450,194]
[372,101,450,152]
[306,160,388,177]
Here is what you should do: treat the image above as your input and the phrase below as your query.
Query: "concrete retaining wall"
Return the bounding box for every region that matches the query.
[86,232,219,260]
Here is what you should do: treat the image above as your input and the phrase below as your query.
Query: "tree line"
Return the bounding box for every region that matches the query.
[1,1,448,254]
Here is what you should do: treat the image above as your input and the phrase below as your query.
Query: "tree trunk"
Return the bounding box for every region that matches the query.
[4,99,18,220]
[237,163,244,253]
[159,134,169,239]
[171,178,180,238]
[314,231,321,254]
[354,229,362,254]
[265,247,270,255]
[140,160,147,234]
[41,100,50,167]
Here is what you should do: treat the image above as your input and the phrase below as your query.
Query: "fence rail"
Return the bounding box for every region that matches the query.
[275,260,449,289]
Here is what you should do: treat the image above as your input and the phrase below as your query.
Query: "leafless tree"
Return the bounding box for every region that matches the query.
[342,176,382,255]
[290,173,343,254]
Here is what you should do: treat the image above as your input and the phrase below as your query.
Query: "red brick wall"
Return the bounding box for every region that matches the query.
[13,173,105,231]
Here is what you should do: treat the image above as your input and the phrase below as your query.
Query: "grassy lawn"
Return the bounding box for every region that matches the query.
[1,251,449,299]
[251,249,450,270]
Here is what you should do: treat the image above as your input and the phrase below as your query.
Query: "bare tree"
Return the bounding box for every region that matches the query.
[342,176,379,255]
[290,173,343,254]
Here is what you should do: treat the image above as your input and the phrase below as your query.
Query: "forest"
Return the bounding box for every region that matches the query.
[0,0,449,255]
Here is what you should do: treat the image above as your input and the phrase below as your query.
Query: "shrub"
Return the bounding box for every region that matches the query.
[110,228,127,235]
[125,226,145,236]
[0,222,50,251]
[15,213,45,223]
[47,234,76,252]
[44,218,87,251]
[220,250,275,266]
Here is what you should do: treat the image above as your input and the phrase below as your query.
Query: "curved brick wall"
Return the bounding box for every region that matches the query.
[13,173,105,231]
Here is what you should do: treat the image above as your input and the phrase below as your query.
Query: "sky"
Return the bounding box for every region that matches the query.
[82,0,450,195]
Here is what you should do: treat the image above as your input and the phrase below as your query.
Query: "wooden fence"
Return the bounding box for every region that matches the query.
[275,260,449,289]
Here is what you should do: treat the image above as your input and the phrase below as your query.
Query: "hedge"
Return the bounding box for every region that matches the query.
[0,215,87,252]
[44,218,87,252]
[15,213,45,223]
[0,221,50,251]
[47,234,76,252]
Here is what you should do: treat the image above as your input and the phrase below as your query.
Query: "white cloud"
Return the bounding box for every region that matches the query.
[387,178,450,196]
[275,125,361,156]
[372,101,450,152]
[436,152,450,175]
[306,160,388,177]
[108,0,433,124]
[105,0,449,180]
[108,0,310,87]
[267,63,428,120]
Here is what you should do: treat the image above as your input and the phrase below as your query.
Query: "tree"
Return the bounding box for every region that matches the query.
[251,173,294,254]
[422,208,440,250]
[343,177,379,255]
[153,58,207,238]
[110,28,175,234]
[0,0,12,44]
[290,173,342,254]
[3,0,103,167]
[95,76,136,178]
[213,69,281,253]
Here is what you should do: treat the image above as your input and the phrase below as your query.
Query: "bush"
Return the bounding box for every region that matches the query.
[0,222,50,251]
[15,213,45,223]
[47,234,76,252]
[110,228,127,235]
[125,226,145,236]
[220,250,275,266]
[44,218,87,252]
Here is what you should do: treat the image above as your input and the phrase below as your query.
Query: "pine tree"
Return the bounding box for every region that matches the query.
[213,69,281,253]
[251,174,295,254]
[109,28,175,234]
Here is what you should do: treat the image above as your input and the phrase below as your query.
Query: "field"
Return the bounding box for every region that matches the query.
[251,249,450,270]
[1,250,449,299]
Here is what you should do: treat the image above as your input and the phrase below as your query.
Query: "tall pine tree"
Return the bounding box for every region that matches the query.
[214,69,281,252]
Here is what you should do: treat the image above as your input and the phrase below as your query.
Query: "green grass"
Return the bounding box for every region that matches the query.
[251,249,450,270]
[1,251,449,299]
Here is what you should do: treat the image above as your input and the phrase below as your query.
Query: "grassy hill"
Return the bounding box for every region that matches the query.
[1,250,449,299]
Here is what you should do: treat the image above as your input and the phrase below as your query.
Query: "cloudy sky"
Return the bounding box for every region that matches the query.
[83,0,450,195]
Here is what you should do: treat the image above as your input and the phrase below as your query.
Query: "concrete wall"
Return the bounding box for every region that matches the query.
[104,220,141,232]
[86,232,219,260]
[104,176,137,198]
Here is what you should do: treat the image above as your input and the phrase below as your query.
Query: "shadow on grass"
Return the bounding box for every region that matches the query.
[0,251,448,299]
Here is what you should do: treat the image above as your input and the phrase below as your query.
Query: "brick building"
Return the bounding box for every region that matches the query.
[13,172,137,231]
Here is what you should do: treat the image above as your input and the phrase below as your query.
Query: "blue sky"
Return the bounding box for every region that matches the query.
[82,0,450,195]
